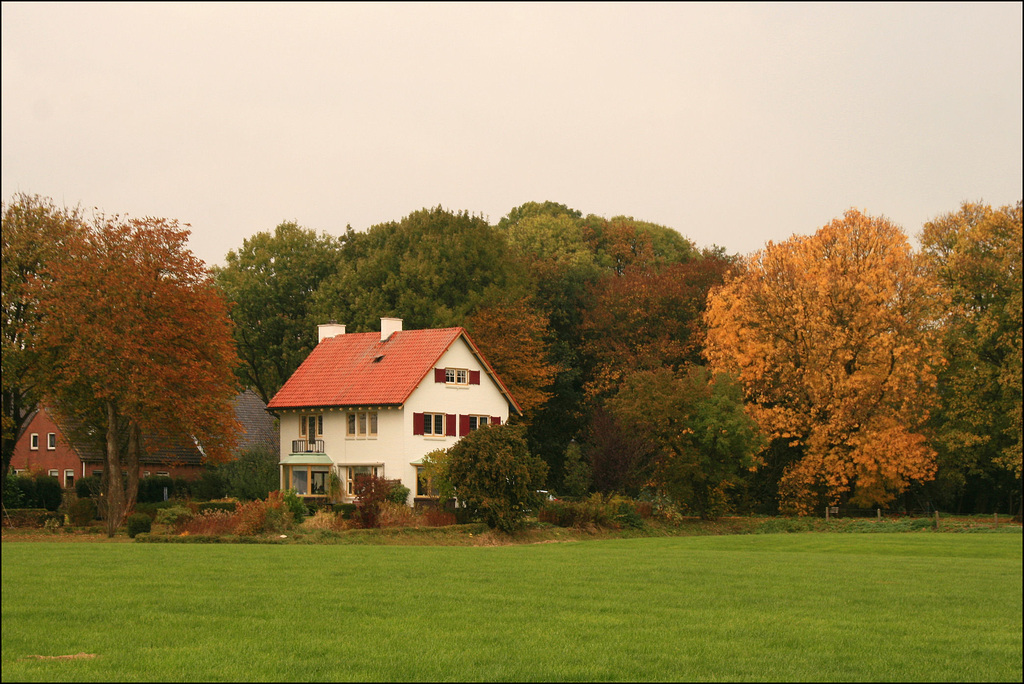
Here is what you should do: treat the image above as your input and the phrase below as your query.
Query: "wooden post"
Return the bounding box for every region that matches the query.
[934,510,940,529]
[825,507,830,521]
[877,508,881,519]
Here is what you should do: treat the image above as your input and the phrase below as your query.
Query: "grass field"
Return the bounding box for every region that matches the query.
[2,533,1021,682]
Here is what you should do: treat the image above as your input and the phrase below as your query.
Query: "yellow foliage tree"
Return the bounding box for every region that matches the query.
[704,209,945,513]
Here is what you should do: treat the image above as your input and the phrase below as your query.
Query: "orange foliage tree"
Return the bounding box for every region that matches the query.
[31,214,240,535]
[704,210,945,514]
[465,299,559,422]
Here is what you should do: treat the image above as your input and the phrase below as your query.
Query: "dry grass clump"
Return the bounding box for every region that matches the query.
[301,509,350,532]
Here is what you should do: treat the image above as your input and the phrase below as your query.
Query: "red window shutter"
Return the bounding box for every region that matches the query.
[459,414,470,436]
[413,413,424,435]
[491,416,501,426]
[434,368,446,383]
[445,414,456,437]
[469,370,481,385]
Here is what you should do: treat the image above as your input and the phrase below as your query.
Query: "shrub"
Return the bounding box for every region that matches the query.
[137,476,176,503]
[214,445,279,501]
[301,509,344,532]
[32,474,63,511]
[444,424,549,533]
[378,501,416,527]
[198,501,238,514]
[353,475,403,528]
[192,470,227,501]
[126,513,152,538]
[75,475,103,499]
[334,503,358,519]
[387,481,411,505]
[423,507,457,527]
[155,506,193,526]
[282,489,305,524]
[69,497,98,526]
[179,509,235,536]
[3,474,35,508]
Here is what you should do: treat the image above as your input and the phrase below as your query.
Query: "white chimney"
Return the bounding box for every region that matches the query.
[381,317,403,341]
[318,323,346,343]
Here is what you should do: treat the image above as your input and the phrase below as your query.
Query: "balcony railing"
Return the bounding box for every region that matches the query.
[291,439,325,454]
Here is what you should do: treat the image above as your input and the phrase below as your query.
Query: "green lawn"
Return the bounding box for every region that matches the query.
[2,533,1021,682]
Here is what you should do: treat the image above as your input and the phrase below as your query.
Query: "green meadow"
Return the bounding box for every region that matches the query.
[2,533,1021,682]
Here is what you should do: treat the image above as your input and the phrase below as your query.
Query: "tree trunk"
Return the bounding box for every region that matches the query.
[104,401,125,538]
[125,420,141,514]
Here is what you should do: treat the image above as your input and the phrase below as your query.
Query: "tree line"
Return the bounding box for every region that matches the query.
[3,195,1021,520]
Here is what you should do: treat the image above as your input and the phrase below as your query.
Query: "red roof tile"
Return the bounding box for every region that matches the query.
[266,327,520,413]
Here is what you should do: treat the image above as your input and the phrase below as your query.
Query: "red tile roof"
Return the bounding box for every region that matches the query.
[266,327,521,413]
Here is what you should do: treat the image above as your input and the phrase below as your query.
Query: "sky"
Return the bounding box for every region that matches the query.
[2,2,1021,268]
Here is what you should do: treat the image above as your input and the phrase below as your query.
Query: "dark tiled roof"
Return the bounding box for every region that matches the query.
[231,389,278,453]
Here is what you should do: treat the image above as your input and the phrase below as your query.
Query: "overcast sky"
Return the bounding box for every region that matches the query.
[3,2,1021,267]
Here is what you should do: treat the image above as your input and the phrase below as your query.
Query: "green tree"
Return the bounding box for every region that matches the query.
[211,444,280,501]
[443,424,548,533]
[1,194,83,493]
[313,207,518,331]
[608,367,764,519]
[212,221,341,404]
[920,201,1022,514]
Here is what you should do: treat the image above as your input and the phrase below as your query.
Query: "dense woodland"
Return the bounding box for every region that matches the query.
[3,196,1021,518]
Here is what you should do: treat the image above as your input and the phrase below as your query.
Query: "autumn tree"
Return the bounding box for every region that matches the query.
[32,213,240,535]
[705,209,945,514]
[920,201,1022,513]
[1,194,83,493]
[608,367,763,519]
[213,221,341,404]
[464,299,559,422]
[580,253,731,400]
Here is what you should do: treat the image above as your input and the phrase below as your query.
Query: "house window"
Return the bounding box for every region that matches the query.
[300,414,323,438]
[143,471,151,478]
[64,470,75,488]
[423,413,445,436]
[346,465,380,496]
[283,465,330,496]
[347,411,378,439]
[445,368,469,385]
[48,469,59,478]
[157,471,169,477]
[469,415,489,431]
[30,433,39,450]
[92,470,103,477]
[416,466,438,497]
[47,433,57,450]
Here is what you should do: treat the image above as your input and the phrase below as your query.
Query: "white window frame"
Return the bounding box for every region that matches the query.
[445,368,469,385]
[64,470,75,488]
[30,433,39,450]
[48,469,59,478]
[47,433,57,450]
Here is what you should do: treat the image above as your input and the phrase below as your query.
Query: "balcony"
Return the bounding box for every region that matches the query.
[291,439,325,454]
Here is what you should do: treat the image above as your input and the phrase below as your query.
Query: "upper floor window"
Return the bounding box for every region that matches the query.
[347,411,378,439]
[30,433,39,450]
[424,413,445,436]
[445,368,468,385]
[300,414,323,439]
[47,433,57,450]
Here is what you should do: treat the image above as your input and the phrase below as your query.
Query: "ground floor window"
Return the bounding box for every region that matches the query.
[64,470,74,488]
[416,466,438,497]
[48,469,58,478]
[346,465,380,495]
[283,465,330,496]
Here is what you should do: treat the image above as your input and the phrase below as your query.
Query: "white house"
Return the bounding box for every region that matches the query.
[266,317,522,505]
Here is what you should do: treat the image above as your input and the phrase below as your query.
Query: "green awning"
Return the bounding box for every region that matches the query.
[281,454,334,465]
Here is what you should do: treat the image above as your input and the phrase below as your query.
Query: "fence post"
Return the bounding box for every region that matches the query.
[825,506,830,521]
[934,510,940,529]
[877,508,881,519]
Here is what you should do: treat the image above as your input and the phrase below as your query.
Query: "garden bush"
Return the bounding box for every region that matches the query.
[334,503,357,519]
[126,513,152,538]
[3,474,35,509]
[33,473,63,511]
[137,476,176,503]
[155,506,193,526]
[75,475,102,499]
[387,482,411,505]
[353,475,404,528]
[198,501,238,514]
[68,497,98,526]
[282,489,305,523]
